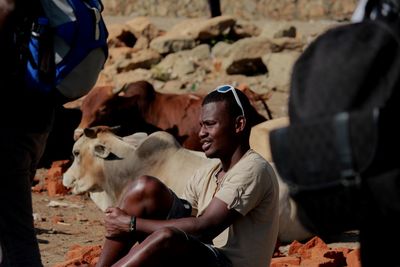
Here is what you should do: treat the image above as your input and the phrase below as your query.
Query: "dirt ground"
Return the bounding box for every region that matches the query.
[33,177,105,266]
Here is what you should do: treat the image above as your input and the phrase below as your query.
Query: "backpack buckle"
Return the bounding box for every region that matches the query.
[91,7,101,40]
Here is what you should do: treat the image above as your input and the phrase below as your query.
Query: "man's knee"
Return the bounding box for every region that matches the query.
[138,175,169,196]
[122,175,168,201]
[150,227,187,247]
[119,175,173,217]
[121,228,188,265]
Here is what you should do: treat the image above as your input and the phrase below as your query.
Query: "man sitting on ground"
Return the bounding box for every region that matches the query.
[96,85,279,267]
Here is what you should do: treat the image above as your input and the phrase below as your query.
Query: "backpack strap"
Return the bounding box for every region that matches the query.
[334,112,358,180]
[14,1,53,85]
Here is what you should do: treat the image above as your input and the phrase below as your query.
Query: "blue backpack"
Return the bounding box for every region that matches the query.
[21,0,108,103]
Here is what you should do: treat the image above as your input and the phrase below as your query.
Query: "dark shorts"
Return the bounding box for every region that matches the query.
[201,242,232,267]
[166,190,192,219]
[166,191,232,267]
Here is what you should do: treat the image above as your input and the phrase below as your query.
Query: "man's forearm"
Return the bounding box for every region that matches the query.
[136,216,204,238]
[105,199,237,242]
[105,210,205,239]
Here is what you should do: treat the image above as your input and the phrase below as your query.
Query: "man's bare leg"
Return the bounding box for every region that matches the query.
[113,227,219,267]
[96,176,174,267]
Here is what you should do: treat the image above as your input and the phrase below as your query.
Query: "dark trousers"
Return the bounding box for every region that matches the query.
[0,131,49,267]
[360,170,400,267]
[208,0,221,17]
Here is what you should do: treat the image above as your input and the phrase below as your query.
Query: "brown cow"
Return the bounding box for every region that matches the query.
[74,81,268,150]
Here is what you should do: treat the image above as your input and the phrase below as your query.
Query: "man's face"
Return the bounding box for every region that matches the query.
[199,101,237,159]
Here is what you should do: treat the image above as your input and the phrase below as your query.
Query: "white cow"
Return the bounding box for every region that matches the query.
[63,126,312,242]
[63,127,212,209]
[250,116,289,162]
[250,117,313,242]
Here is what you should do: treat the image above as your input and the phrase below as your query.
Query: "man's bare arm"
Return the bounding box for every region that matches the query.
[105,197,241,243]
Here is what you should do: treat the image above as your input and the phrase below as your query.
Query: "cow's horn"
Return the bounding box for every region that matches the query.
[83,127,97,138]
[109,125,121,134]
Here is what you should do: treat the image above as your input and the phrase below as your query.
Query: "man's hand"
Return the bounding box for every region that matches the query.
[104,207,131,238]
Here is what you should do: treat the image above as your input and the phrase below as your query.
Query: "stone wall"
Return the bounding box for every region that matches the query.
[102,0,358,21]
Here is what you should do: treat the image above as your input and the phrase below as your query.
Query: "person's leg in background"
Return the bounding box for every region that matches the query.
[0,2,53,265]
[0,131,49,267]
[360,172,400,267]
[208,0,221,17]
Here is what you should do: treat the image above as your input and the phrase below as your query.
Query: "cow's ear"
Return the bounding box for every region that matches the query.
[123,132,148,148]
[94,144,110,158]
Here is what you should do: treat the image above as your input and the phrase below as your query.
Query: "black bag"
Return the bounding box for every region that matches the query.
[270,12,400,237]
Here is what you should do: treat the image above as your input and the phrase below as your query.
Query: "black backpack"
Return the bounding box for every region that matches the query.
[270,3,400,237]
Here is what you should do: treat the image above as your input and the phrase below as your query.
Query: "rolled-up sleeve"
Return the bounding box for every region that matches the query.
[215,172,265,216]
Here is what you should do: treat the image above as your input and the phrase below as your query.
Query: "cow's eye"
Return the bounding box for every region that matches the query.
[73,150,80,157]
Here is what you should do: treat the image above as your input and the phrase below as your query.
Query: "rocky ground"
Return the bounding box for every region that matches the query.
[31,15,362,267]
[101,0,358,21]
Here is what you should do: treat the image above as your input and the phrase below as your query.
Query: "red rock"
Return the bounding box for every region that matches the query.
[51,160,72,172]
[46,160,70,196]
[301,236,329,250]
[65,244,81,258]
[300,256,337,267]
[270,256,301,266]
[285,236,354,267]
[288,240,304,256]
[298,236,329,259]
[46,177,69,196]
[81,246,102,264]
[53,244,102,267]
[346,248,361,267]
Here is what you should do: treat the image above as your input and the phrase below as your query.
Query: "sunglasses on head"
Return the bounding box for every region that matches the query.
[215,85,245,117]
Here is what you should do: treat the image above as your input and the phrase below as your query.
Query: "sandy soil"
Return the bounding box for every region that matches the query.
[33,180,105,266]
[33,195,103,266]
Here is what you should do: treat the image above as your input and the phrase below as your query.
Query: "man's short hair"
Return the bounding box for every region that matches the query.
[202,87,253,134]
[203,88,251,117]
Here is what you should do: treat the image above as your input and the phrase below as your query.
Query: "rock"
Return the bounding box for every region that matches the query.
[53,244,102,267]
[46,160,70,197]
[150,34,197,54]
[115,49,161,72]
